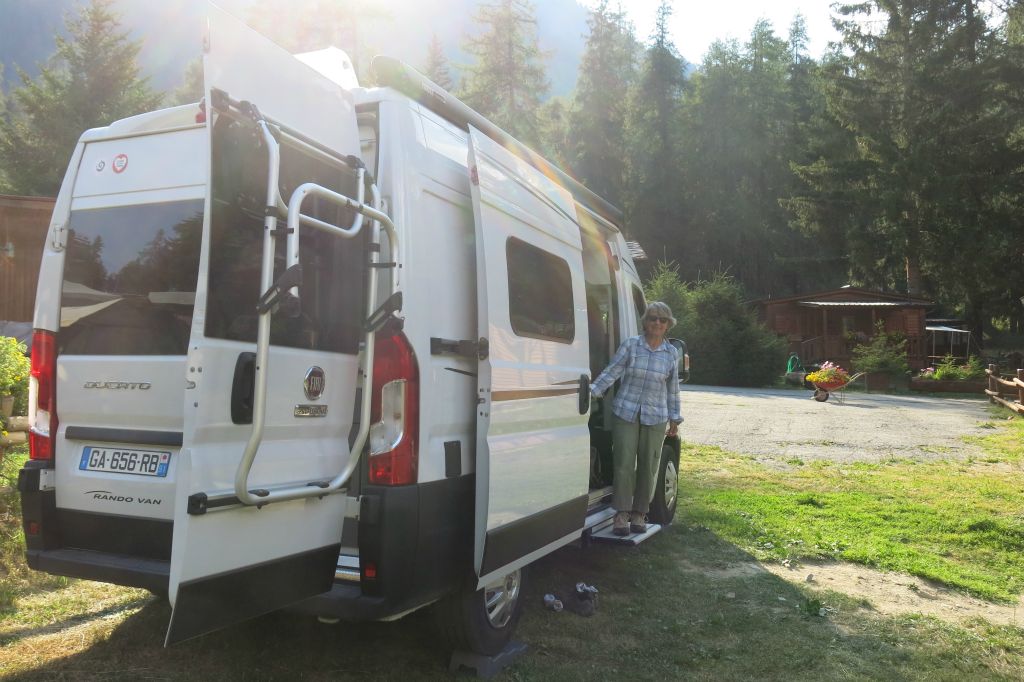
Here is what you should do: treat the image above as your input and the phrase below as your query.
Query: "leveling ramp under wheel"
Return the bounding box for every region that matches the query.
[589,518,663,545]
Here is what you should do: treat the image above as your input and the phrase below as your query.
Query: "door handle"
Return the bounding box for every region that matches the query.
[578,374,591,415]
[231,352,256,424]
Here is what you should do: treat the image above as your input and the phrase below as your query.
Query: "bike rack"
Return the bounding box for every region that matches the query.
[228,114,398,508]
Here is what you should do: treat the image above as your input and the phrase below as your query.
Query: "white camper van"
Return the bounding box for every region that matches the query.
[18,8,687,655]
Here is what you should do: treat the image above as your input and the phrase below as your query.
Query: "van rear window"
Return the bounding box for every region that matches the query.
[59,200,203,355]
[203,117,366,354]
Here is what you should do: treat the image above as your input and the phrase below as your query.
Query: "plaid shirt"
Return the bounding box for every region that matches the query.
[590,335,682,426]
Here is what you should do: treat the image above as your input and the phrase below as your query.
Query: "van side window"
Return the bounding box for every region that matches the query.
[205,117,366,353]
[506,237,575,343]
[631,284,646,333]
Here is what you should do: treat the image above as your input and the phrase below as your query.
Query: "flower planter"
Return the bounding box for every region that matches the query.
[909,378,986,393]
[813,379,848,392]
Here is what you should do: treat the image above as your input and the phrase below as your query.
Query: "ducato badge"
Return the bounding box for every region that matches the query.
[304,366,326,401]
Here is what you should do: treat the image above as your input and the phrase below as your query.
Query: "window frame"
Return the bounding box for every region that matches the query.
[631,284,647,334]
[505,236,576,344]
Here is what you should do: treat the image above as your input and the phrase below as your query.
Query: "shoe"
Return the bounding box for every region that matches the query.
[629,511,647,534]
[613,511,630,536]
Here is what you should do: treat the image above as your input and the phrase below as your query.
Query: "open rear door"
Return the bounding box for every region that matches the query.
[467,127,592,586]
[166,5,364,644]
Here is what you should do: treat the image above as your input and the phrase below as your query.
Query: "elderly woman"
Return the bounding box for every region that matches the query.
[590,301,682,535]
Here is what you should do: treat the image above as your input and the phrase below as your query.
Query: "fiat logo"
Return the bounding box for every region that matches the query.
[304,366,326,401]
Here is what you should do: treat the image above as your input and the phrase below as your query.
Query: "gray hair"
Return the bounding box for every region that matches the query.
[644,301,676,329]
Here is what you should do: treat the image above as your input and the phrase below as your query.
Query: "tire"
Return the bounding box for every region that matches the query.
[813,389,829,402]
[435,568,525,656]
[648,441,679,524]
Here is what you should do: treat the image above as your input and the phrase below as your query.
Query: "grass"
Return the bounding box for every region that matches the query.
[680,415,1024,602]
[0,417,1023,678]
[4,525,1024,680]
[0,447,69,615]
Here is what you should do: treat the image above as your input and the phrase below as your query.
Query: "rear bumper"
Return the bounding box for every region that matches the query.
[21,461,475,622]
[291,474,475,621]
[19,460,172,593]
[27,548,169,593]
[287,582,392,620]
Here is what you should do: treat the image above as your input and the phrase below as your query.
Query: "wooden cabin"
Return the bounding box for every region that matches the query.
[0,195,55,324]
[755,287,932,370]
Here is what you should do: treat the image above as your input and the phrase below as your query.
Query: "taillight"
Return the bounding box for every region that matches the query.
[28,330,58,462]
[367,332,419,485]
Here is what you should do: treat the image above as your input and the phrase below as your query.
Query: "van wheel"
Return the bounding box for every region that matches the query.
[648,443,678,524]
[436,568,525,656]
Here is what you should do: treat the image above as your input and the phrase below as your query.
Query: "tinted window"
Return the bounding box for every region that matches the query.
[506,238,574,343]
[204,117,366,353]
[60,200,203,355]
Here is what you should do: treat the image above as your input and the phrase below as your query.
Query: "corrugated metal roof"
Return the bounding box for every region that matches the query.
[926,325,971,334]
[754,287,932,306]
[798,301,925,308]
[625,241,647,261]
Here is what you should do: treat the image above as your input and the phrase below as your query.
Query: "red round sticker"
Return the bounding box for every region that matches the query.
[112,154,128,174]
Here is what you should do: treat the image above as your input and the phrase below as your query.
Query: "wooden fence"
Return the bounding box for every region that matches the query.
[986,364,1024,415]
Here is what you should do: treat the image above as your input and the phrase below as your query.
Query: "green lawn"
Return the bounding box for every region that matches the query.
[1,417,1023,679]
[680,416,1024,602]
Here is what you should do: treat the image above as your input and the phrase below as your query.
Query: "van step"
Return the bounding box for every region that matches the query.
[587,485,613,509]
[583,506,616,531]
[588,518,662,545]
[30,547,169,592]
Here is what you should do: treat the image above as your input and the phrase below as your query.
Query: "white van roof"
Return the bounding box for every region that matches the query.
[80,104,203,142]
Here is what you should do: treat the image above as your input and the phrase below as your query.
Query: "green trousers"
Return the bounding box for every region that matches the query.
[611,415,667,514]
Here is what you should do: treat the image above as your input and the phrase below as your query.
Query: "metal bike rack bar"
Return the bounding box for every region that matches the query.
[230,121,399,508]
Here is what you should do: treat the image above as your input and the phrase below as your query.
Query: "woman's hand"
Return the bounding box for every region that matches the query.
[667,421,679,437]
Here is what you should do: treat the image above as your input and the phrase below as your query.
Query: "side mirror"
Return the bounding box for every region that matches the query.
[668,338,690,384]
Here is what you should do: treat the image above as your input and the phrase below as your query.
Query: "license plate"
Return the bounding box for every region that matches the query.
[79,446,170,477]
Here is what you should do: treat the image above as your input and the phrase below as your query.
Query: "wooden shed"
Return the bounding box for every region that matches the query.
[0,195,55,323]
[755,287,933,370]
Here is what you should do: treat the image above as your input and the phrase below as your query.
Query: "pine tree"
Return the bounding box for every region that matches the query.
[170,58,204,107]
[679,19,824,297]
[568,1,638,207]
[0,0,162,196]
[1008,0,1024,44]
[536,96,570,163]
[424,33,454,90]
[246,0,387,79]
[788,0,1024,337]
[623,0,687,267]
[459,0,549,145]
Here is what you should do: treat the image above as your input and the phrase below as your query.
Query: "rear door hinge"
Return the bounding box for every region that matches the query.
[431,337,488,360]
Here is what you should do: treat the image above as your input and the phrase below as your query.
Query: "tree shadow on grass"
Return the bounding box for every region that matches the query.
[515,527,1021,681]
[7,527,1023,681]
[8,591,448,681]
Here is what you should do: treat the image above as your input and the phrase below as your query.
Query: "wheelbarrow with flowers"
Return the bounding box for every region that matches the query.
[805,362,864,403]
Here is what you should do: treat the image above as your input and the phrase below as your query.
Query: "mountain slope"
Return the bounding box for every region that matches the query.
[0,0,588,96]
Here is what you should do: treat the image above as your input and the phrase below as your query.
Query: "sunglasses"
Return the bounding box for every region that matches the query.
[646,316,670,324]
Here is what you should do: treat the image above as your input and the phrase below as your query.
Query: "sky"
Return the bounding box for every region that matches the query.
[579,0,843,62]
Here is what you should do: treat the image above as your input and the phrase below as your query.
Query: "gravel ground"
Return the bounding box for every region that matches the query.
[677,384,995,463]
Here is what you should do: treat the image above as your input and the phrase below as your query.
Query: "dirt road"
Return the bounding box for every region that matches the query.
[678,384,993,463]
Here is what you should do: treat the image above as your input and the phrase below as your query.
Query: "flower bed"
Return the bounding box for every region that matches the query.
[910,378,986,393]
[911,356,986,393]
